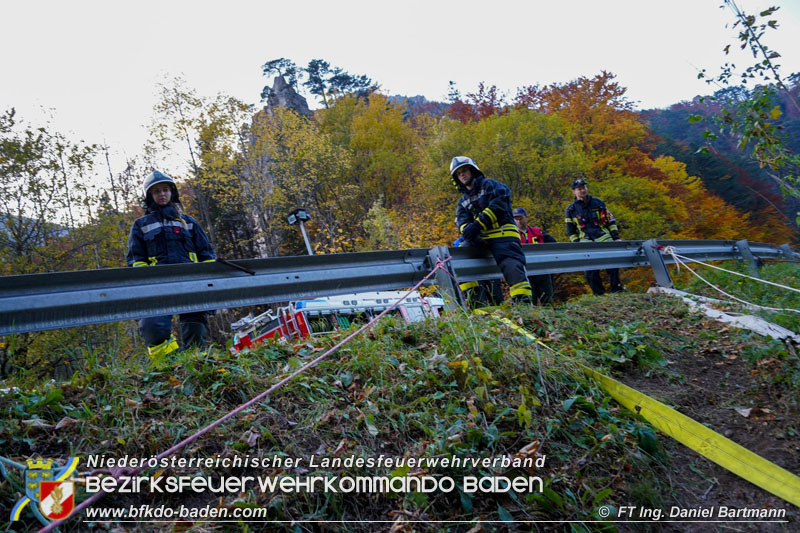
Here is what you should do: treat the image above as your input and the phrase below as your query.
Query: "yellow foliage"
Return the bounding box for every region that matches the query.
[650,156,752,240]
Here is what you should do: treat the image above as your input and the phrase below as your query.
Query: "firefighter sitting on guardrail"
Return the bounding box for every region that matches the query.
[565,177,624,295]
[451,156,532,304]
[126,171,216,357]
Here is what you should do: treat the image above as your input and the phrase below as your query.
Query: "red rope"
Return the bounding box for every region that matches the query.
[39,258,451,532]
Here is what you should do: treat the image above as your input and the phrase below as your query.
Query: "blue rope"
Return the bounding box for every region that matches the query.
[0,456,25,470]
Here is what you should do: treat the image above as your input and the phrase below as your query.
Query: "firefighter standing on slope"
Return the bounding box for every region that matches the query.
[565,177,624,295]
[513,207,556,305]
[451,156,533,304]
[127,171,216,357]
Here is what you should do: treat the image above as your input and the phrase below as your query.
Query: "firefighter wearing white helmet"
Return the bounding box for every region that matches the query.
[450,156,533,304]
[126,171,216,357]
[142,170,179,201]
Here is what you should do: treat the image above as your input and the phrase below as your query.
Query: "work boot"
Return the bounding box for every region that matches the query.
[147,335,179,358]
[512,294,533,305]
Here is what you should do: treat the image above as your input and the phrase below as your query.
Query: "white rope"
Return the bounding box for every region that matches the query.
[664,249,800,315]
[670,251,800,295]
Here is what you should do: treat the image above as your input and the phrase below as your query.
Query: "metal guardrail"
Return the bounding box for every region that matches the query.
[451,239,796,280]
[0,249,431,335]
[0,239,796,335]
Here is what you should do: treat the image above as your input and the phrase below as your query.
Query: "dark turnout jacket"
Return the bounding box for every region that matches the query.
[455,175,520,240]
[565,196,620,243]
[127,204,215,267]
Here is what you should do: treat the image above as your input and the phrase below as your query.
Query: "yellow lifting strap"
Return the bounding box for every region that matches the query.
[474,310,800,508]
[581,365,800,507]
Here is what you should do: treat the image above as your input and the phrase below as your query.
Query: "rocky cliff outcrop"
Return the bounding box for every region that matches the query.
[265,76,311,117]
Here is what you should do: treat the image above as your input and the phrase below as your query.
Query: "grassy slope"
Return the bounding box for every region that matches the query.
[1,262,799,532]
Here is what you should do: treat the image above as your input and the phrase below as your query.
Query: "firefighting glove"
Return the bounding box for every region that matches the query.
[461,222,482,243]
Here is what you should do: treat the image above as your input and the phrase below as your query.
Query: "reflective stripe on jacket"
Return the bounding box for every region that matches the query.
[565,196,620,243]
[456,175,517,240]
[126,204,215,267]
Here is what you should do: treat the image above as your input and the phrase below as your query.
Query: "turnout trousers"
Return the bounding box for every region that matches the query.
[459,237,532,306]
[487,237,533,303]
[529,274,554,305]
[139,311,208,356]
[584,268,623,296]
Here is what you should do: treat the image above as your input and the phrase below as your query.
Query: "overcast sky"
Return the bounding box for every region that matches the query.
[2,0,799,173]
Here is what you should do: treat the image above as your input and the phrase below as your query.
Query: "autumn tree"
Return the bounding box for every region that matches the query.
[515,71,650,175]
[362,196,398,251]
[446,81,507,123]
[315,92,445,248]
[346,94,422,208]
[192,95,262,258]
[260,58,377,108]
[696,1,800,224]
[0,108,102,273]
[245,106,357,255]
[146,76,217,247]
[189,87,362,257]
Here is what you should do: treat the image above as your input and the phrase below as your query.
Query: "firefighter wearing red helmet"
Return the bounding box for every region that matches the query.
[126,171,216,357]
[451,156,532,304]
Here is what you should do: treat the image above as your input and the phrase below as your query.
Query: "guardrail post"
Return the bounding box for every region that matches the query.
[426,246,465,311]
[735,239,761,277]
[780,244,798,263]
[642,239,673,288]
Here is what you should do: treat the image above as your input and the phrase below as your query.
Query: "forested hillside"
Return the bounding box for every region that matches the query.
[3,46,800,530]
[642,78,800,230]
[3,61,800,378]
[151,70,800,263]
[4,66,798,277]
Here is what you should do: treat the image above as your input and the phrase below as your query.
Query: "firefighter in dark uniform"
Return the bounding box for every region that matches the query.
[127,171,216,357]
[565,178,624,295]
[453,233,504,307]
[513,207,556,305]
[451,156,532,304]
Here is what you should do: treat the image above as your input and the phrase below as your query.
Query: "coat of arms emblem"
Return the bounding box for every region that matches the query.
[39,480,75,520]
[10,457,79,523]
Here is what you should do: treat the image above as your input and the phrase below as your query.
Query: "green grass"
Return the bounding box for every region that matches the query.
[681,260,800,332]
[1,287,797,531]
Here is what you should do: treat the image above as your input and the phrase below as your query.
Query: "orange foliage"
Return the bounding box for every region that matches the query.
[447,82,507,123]
[513,72,795,243]
[515,71,651,175]
[650,156,794,242]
